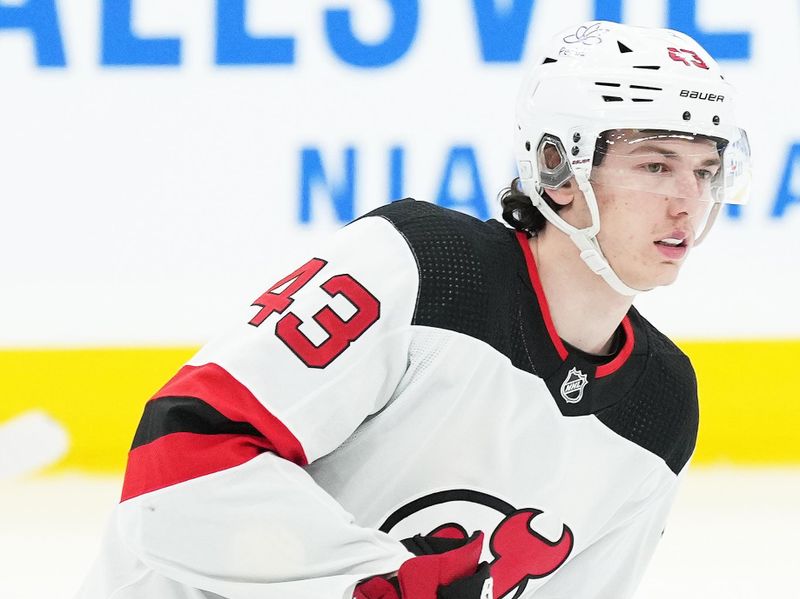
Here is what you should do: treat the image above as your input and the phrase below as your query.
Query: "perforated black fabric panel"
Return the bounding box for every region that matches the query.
[596,313,699,474]
[363,199,538,376]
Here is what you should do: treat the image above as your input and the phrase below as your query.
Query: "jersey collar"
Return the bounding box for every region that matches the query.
[515,231,645,416]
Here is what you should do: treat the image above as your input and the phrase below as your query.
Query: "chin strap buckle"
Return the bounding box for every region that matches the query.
[579,249,609,275]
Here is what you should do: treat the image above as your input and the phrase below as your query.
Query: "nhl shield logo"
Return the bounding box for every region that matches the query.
[560,367,588,404]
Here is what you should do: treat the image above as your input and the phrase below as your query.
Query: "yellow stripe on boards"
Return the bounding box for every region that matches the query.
[678,340,800,465]
[0,348,195,473]
[0,341,798,474]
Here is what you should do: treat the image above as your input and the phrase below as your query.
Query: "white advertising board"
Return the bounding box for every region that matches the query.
[1,0,797,346]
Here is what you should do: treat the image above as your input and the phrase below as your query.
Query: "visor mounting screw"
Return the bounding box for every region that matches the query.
[682,111,691,121]
[572,132,581,143]
[571,146,579,156]
[712,115,720,125]
[525,141,531,151]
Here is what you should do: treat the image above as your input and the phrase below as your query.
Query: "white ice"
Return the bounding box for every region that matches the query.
[1,467,798,598]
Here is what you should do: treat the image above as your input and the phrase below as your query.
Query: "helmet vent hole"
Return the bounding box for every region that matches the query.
[602,95,624,102]
[542,57,558,64]
[631,98,654,102]
[629,84,662,91]
[595,81,621,87]
[525,141,531,151]
[617,41,633,53]
[633,65,661,70]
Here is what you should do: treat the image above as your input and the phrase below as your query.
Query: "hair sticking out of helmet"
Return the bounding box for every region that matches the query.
[513,21,751,296]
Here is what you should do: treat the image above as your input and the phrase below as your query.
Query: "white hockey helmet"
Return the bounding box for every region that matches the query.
[514,21,751,295]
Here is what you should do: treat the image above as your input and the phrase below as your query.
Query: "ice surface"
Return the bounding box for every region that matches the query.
[1,468,798,598]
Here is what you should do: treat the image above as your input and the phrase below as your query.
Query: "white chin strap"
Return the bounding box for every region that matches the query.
[531,172,647,297]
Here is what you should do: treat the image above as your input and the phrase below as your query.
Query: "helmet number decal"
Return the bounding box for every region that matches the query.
[667,47,709,70]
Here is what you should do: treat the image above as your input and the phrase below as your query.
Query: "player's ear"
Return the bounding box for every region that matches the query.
[545,179,576,207]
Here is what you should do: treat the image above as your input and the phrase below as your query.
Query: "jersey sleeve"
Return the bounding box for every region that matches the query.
[107,214,421,598]
[534,467,683,599]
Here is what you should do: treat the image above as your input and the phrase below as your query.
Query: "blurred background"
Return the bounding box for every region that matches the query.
[1,1,798,597]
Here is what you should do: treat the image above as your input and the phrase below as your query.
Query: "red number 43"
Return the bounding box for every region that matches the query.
[667,47,709,69]
[249,258,380,369]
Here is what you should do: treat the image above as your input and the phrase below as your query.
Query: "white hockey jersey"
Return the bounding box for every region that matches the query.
[77,199,698,599]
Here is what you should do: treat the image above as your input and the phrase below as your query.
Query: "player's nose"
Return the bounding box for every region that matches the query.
[667,172,705,216]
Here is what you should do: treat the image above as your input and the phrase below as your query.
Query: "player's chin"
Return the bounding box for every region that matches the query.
[626,260,684,290]
[651,247,692,285]
[648,263,684,288]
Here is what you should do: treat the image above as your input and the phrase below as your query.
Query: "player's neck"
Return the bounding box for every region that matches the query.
[530,231,634,356]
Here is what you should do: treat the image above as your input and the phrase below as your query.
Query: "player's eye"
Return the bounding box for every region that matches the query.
[695,168,719,181]
[642,162,667,174]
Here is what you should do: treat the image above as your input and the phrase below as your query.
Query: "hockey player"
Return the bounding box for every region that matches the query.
[77,21,750,599]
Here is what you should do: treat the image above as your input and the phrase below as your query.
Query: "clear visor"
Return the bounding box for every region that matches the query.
[588,129,750,204]
[536,128,751,244]
[586,128,751,242]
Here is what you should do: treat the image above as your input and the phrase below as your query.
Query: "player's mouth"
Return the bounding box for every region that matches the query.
[654,231,689,260]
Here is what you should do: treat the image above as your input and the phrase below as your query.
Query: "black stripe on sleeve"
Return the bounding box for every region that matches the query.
[131,396,262,450]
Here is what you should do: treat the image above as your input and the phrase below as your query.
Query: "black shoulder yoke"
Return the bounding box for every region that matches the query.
[596,311,699,474]
[362,199,527,365]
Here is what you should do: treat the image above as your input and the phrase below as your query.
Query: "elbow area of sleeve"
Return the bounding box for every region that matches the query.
[116,453,410,594]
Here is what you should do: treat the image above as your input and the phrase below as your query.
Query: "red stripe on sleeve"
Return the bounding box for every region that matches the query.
[121,432,274,501]
[121,362,308,502]
[152,363,307,465]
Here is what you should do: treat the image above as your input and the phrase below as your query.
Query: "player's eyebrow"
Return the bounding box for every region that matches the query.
[628,144,721,166]
[628,144,680,158]
[698,157,722,167]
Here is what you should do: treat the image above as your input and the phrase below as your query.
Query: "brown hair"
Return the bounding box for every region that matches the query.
[499,180,561,233]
